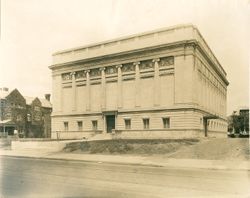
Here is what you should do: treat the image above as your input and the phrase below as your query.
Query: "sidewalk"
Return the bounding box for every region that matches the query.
[0,149,249,171]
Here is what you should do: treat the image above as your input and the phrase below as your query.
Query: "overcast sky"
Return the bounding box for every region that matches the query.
[0,0,249,115]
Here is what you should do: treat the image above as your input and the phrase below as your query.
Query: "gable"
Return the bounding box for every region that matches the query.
[31,97,42,107]
[6,89,26,106]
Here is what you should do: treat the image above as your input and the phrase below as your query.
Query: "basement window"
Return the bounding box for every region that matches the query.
[162,117,170,129]
[143,118,150,129]
[92,120,98,130]
[124,119,131,130]
[64,122,68,131]
[77,121,83,131]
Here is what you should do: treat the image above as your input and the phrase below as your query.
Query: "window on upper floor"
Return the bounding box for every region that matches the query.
[16,115,22,121]
[122,63,135,73]
[62,73,72,81]
[27,114,31,122]
[105,66,117,75]
[34,106,40,111]
[75,71,85,79]
[159,56,174,67]
[140,60,153,70]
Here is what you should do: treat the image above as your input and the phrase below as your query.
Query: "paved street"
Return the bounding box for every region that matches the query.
[0,156,249,198]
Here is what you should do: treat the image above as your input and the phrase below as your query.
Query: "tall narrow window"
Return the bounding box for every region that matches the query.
[124,119,131,130]
[143,118,150,129]
[92,120,98,130]
[77,121,83,131]
[64,122,68,131]
[162,117,170,129]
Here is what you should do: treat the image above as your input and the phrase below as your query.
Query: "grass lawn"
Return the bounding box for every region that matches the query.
[64,139,200,155]
[64,138,249,160]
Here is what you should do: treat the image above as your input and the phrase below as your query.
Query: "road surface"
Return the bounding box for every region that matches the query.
[0,156,249,197]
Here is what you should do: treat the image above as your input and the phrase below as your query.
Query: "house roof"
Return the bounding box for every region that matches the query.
[24,96,52,108]
[40,98,52,108]
[0,88,52,108]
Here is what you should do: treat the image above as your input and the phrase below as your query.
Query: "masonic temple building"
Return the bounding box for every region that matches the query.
[49,24,229,139]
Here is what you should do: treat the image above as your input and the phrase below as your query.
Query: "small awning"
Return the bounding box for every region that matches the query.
[0,119,15,126]
[203,115,219,119]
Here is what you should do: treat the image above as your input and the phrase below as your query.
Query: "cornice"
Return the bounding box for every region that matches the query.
[51,106,227,121]
[52,24,195,56]
[49,40,190,70]
[50,40,228,87]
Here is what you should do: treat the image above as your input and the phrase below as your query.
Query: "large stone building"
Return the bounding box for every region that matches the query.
[50,24,229,139]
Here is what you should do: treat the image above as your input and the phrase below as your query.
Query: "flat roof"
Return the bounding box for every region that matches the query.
[53,23,194,56]
[51,24,227,78]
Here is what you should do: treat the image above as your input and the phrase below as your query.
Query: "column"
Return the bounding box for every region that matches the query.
[153,58,160,106]
[60,80,63,112]
[212,85,215,113]
[71,72,76,111]
[205,79,208,110]
[116,64,123,109]
[100,67,106,110]
[208,82,211,111]
[216,86,219,115]
[85,70,90,111]
[134,61,140,107]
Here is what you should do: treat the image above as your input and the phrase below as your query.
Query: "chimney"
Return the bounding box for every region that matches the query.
[45,94,51,101]
[3,87,9,92]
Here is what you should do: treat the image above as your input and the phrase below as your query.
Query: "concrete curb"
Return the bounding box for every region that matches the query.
[0,150,249,171]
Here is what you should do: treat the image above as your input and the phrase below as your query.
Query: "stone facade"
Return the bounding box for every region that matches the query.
[50,24,229,139]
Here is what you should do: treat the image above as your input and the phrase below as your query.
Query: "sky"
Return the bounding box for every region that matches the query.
[0,0,249,115]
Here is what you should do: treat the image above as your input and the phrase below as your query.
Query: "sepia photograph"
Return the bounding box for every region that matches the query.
[0,0,249,197]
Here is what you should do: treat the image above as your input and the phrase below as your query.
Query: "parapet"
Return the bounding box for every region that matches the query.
[51,24,226,77]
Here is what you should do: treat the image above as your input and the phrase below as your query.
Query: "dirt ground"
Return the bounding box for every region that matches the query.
[168,138,249,160]
[67,138,249,160]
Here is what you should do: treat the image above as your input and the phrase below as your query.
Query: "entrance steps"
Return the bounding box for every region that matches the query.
[87,133,113,141]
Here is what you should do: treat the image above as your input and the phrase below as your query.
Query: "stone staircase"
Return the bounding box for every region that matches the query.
[87,133,114,141]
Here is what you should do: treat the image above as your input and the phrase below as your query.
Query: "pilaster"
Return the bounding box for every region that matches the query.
[100,67,106,110]
[153,58,160,106]
[116,64,123,109]
[71,72,76,111]
[134,61,141,107]
[85,70,90,111]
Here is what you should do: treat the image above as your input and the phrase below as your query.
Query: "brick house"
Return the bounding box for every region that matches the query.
[25,95,52,138]
[0,88,52,137]
[0,88,26,135]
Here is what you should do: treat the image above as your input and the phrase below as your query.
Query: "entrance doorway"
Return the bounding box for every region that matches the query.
[106,115,115,133]
[203,115,218,137]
